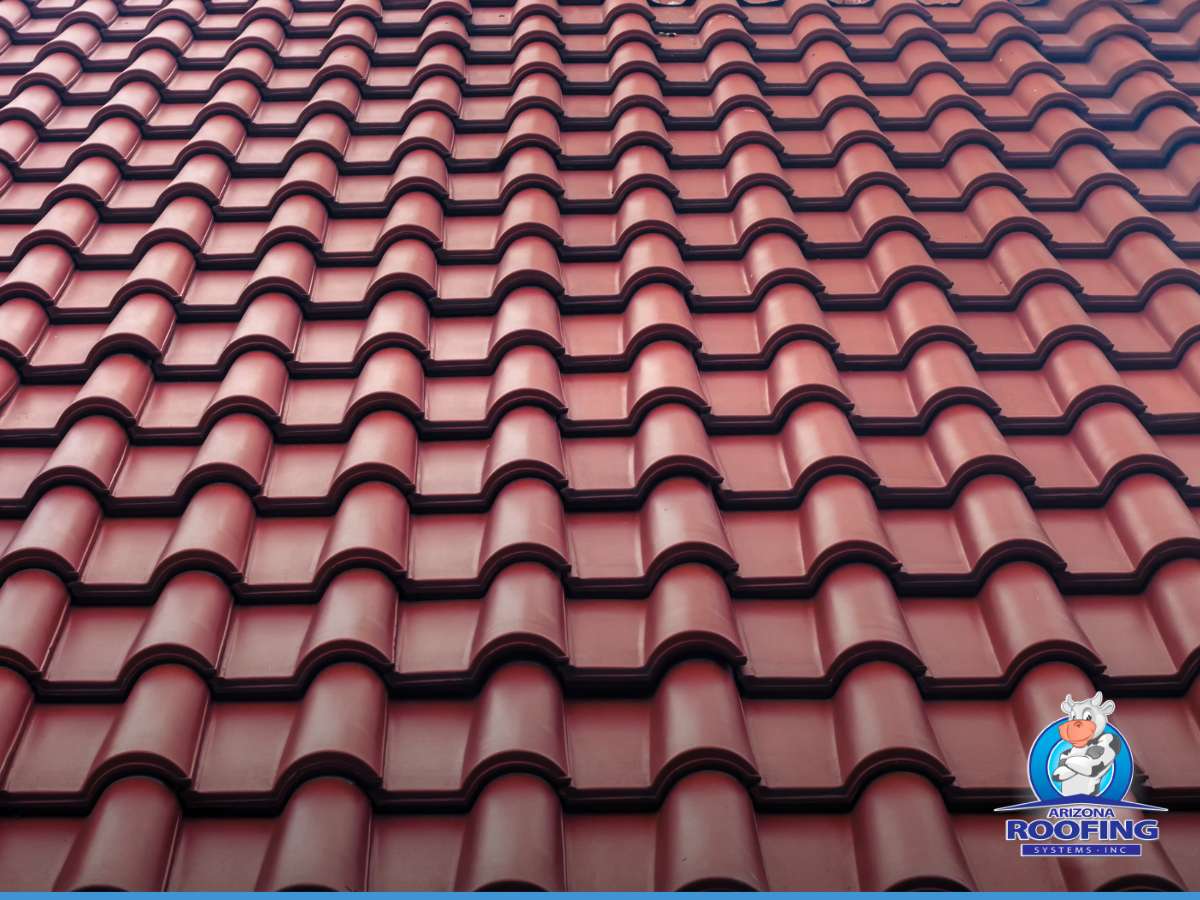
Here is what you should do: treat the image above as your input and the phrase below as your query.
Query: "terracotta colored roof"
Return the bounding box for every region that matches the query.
[1,0,1200,890]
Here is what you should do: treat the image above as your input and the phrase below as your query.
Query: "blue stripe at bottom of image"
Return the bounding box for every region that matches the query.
[1019,844,1142,857]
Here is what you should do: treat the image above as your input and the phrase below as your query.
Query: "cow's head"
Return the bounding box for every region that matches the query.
[1058,692,1116,747]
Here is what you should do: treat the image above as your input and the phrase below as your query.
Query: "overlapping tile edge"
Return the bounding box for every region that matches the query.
[2,0,1200,891]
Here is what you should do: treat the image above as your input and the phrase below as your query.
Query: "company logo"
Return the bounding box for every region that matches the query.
[996,692,1165,858]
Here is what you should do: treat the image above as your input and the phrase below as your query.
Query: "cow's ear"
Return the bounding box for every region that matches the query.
[1061,696,1074,714]
[1099,700,1115,716]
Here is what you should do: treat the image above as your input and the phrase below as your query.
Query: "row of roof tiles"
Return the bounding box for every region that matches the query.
[3,471,1200,595]
[4,559,1200,696]
[7,108,1200,184]
[0,657,1198,811]
[0,26,1192,89]
[6,231,1200,313]
[36,142,1181,203]
[0,0,1178,44]
[1,55,1194,126]
[3,16,1183,72]
[9,182,1200,262]
[0,35,1184,102]
[4,401,1200,512]
[0,0,1175,28]
[3,0,1021,36]
[6,73,1191,141]
[2,770,1193,891]
[6,143,1200,214]
[10,338,1200,437]
[12,284,1200,377]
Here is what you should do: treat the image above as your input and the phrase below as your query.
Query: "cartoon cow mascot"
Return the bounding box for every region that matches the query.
[1053,692,1120,797]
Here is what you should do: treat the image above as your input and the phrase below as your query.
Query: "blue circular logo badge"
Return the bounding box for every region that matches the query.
[1027,717,1134,804]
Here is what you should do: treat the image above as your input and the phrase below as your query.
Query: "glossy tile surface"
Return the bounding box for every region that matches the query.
[2,0,1200,889]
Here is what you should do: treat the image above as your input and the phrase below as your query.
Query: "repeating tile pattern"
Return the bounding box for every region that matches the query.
[2,0,1200,889]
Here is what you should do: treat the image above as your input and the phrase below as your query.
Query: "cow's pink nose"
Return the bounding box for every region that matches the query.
[1059,720,1096,746]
